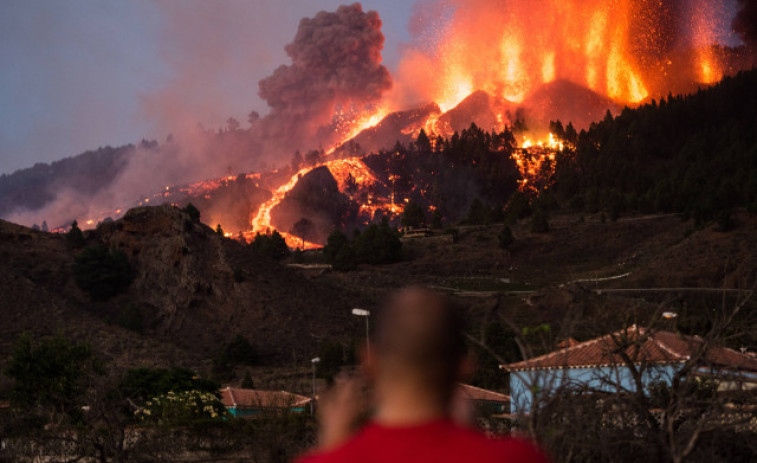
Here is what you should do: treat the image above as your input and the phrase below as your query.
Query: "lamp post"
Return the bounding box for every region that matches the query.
[311,357,320,415]
[352,308,371,357]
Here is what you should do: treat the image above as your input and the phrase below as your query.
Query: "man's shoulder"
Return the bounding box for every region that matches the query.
[296,423,549,463]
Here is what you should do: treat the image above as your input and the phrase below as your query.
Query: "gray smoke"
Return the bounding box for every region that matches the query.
[255,3,392,155]
[733,0,757,48]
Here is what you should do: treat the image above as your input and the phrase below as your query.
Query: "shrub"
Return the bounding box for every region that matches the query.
[499,225,514,249]
[353,223,402,265]
[115,303,143,333]
[531,210,550,233]
[401,201,426,229]
[134,390,227,424]
[250,231,289,261]
[73,244,134,301]
[120,367,219,401]
[182,203,201,222]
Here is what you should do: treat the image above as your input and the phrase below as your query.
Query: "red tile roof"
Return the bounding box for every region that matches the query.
[458,384,510,403]
[503,326,757,372]
[220,387,311,409]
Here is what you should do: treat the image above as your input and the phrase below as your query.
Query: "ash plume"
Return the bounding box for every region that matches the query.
[733,0,757,48]
[255,3,392,156]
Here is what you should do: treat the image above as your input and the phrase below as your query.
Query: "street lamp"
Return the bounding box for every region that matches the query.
[311,357,320,415]
[352,308,371,356]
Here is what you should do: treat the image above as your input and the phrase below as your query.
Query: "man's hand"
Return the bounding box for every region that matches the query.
[316,374,368,451]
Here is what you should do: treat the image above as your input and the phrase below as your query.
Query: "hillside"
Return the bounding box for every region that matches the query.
[0,205,368,373]
[554,68,757,222]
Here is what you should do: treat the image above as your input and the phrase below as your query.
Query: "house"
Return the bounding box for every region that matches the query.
[501,326,757,414]
[457,383,511,415]
[220,387,312,418]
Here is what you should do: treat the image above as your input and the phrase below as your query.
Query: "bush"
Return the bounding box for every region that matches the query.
[324,230,357,271]
[182,203,201,222]
[498,225,514,249]
[66,220,86,248]
[73,244,134,301]
[401,201,426,229]
[212,335,258,380]
[134,390,227,424]
[353,223,402,265]
[531,210,550,233]
[5,333,99,413]
[115,303,143,333]
[120,367,219,401]
[250,231,289,261]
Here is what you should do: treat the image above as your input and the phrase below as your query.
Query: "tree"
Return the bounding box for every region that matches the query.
[530,209,550,233]
[353,222,402,265]
[465,198,490,225]
[226,117,240,132]
[324,230,350,263]
[73,244,134,301]
[431,209,443,229]
[213,335,258,380]
[499,225,514,249]
[182,203,201,222]
[5,334,99,417]
[401,201,426,229]
[416,128,432,153]
[67,220,85,248]
[291,217,316,249]
[115,303,143,333]
[41,220,48,232]
[251,231,290,261]
[241,370,255,389]
[291,150,304,171]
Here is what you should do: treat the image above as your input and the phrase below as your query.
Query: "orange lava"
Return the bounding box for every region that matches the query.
[247,157,391,249]
[395,0,733,110]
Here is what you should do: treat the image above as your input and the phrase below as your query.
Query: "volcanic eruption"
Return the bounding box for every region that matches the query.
[4,1,755,247]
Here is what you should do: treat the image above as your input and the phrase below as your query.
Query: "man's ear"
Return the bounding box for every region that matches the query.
[458,353,476,382]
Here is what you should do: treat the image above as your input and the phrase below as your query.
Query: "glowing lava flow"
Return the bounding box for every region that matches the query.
[247,158,387,249]
[512,133,564,193]
[247,165,321,249]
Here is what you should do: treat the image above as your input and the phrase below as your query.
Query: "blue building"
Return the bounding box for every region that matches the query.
[502,326,757,414]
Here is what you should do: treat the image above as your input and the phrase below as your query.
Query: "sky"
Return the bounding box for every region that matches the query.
[0,0,417,175]
[0,1,744,176]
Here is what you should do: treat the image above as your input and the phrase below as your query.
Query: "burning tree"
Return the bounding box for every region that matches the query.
[291,217,316,250]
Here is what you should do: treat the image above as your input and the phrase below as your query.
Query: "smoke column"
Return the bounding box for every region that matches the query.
[255,3,392,157]
[733,0,757,48]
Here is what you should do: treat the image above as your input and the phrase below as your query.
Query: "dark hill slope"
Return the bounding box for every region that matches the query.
[0,205,363,369]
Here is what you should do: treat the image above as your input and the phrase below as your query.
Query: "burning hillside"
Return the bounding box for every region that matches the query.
[3,1,755,246]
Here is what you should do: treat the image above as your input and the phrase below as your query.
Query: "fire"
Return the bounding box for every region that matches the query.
[248,157,390,249]
[691,0,725,84]
[396,0,733,110]
[328,107,388,154]
[513,133,563,193]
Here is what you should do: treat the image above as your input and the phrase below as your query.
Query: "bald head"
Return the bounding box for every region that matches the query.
[374,287,467,401]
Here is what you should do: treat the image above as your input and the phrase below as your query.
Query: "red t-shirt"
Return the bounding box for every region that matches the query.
[296,420,550,463]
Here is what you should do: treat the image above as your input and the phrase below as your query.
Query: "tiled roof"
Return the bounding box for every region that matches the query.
[458,383,510,403]
[220,387,312,409]
[503,326,757,372]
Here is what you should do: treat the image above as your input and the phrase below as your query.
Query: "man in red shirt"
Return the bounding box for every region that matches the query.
[297,287,549,463]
